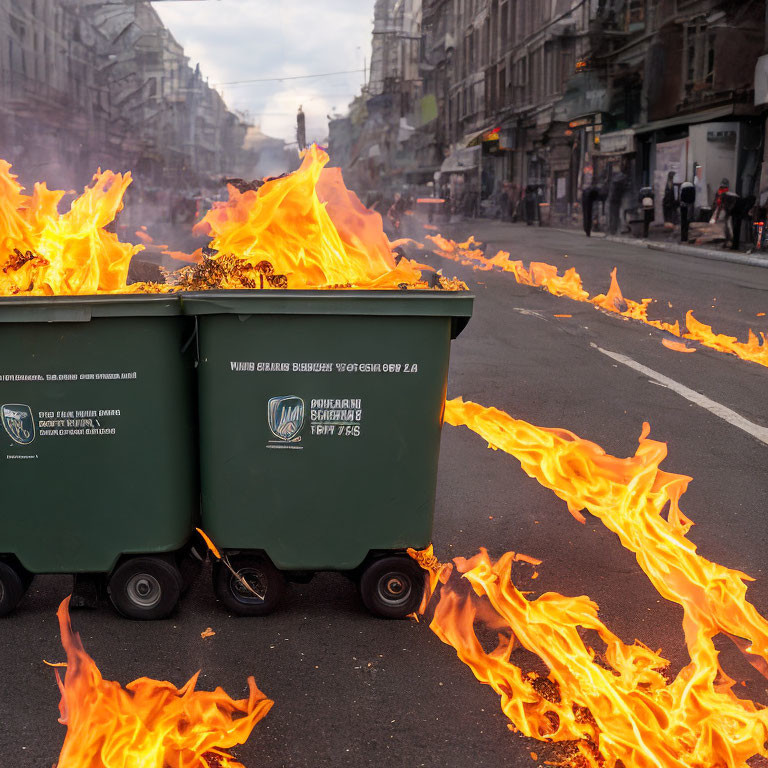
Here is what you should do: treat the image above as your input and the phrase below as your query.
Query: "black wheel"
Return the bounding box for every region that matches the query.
[0,561,26,617]
[108,556,182,620]
[358,555,424,619]
[213,554,285,616]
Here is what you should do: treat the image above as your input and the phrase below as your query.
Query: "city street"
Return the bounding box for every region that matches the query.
[1,223,767,767]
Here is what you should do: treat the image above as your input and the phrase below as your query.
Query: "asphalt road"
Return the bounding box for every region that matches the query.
[2,221,767,767]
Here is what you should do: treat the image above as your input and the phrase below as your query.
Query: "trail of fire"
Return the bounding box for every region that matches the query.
[427,234,768,368]
[54,596,272,768]
[410,397,768,768]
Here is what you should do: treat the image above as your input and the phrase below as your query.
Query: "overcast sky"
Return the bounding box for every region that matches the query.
[151,0,374,146]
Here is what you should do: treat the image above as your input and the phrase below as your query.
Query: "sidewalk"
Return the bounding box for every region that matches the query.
[560,229,768,269]
[410,212,768,268]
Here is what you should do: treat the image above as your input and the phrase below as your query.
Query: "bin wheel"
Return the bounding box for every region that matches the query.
[0,561,27,617]
[213,554,285,617]
[108,557,182,620]
[358,555,424,619]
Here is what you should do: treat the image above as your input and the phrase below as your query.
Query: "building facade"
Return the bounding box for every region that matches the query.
[333,0,766,226]
[0,0,248,191]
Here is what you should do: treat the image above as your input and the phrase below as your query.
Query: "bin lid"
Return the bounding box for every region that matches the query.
[180,290,474,339]
[0,294,182,323]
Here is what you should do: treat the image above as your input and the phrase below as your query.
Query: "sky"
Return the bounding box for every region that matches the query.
[151,0,375,146]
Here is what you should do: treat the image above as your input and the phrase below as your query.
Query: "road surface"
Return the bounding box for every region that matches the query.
[1,221,767,767]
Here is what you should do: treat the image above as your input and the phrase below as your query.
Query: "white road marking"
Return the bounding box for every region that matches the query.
[592,343,768,446]
[513,307,546,318]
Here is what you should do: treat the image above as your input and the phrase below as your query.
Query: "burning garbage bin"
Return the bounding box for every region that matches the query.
[182,289,473,619]
[0,295,198,619]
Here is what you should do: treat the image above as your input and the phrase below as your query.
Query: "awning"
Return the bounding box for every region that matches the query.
[464,128,488,147]
[440,146,480,173]
[633,105,740,134]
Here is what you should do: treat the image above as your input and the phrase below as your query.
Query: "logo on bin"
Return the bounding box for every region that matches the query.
[267,396,305,442]
[1,404,35,446]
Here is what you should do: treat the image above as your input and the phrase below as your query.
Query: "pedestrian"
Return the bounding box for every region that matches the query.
[505,182,517,221]
[608,170,626,235]
[387,192,403,235]
[524,185,537,225]
[709,178,729,223]
[662,171,678,225]
[581,183,598,237]
[730,194,755,251]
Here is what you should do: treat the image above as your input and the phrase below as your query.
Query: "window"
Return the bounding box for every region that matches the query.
[627,0,645,32]
[500,3,508,54]
[490,0,498,62]
[685,21,716,92]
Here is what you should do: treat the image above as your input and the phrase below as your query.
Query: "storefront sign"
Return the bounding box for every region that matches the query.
[597,130,635,155]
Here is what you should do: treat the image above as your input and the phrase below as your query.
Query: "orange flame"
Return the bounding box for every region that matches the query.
[426,234,768,368]
[662,338,696,354]
[591,267,680,335]
[194,146,455,290]
[684,311,768,367]
[54,596,272,767]
[424,397,768,767]
[0,161,141,296]
[0,152,465,295]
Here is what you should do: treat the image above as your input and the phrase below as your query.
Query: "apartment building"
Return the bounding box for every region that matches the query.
[0,0,247,190]
[334,0,766,224]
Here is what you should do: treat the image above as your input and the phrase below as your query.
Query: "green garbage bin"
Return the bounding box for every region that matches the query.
[183,289,473,618]
[0,295,198,619]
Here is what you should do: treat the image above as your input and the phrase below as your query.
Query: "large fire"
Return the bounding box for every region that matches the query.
[0,161,141,296]
[409,397,768,768]
[427,235,767,368]
[0,148,464,296]
[183,145,448,290]
[54,597,272,767]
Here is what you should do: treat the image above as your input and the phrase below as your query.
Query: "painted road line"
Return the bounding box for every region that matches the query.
[592,343,768,446]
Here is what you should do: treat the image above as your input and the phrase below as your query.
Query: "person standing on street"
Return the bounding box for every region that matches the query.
[730,194,755,251]
[662,171,678,225]
[581,183,597,237]
[524,185,537,225]
[608,170,626,235]
[709,178,729,223]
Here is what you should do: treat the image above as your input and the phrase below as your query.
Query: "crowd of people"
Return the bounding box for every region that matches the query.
[364,171,768,254]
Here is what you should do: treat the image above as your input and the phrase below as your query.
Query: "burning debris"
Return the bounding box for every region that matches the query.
[54,597,271,768]
[428,234,768,368]
[407,397,768,768]
[166,251,289,291]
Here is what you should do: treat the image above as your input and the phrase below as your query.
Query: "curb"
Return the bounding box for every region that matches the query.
[546,226,768,269]
[602,234,768,269]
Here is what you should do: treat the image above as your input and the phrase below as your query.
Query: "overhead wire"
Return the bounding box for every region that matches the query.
[218,68,366,86]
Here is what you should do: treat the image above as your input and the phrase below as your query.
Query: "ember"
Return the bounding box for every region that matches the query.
[411,397,768,768]
[54,597,272,768]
